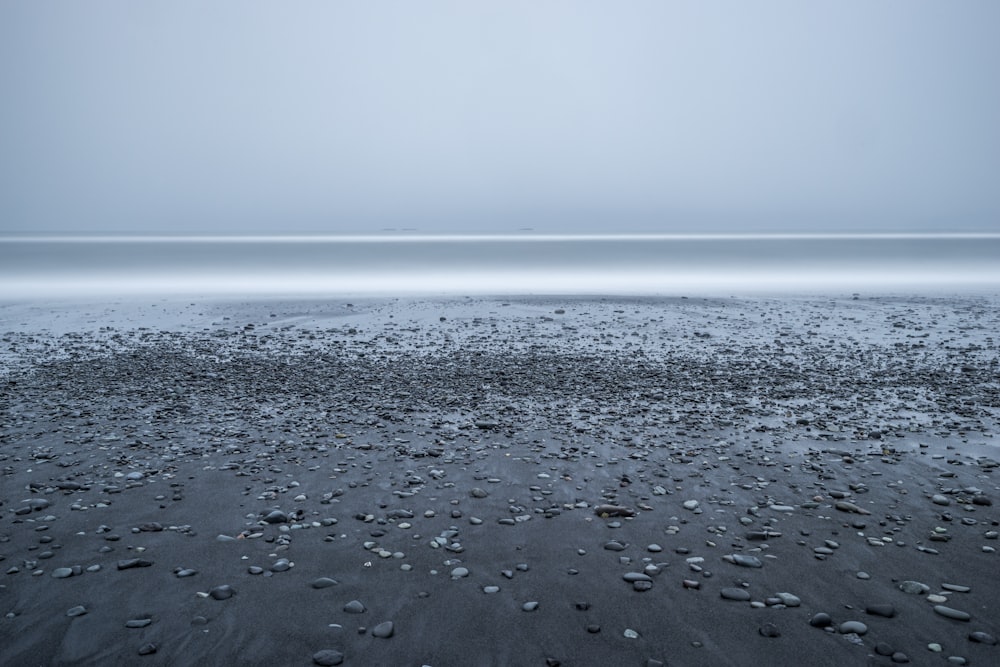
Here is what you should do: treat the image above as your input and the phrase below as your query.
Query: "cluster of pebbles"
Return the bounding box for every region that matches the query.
[1,294,998,666]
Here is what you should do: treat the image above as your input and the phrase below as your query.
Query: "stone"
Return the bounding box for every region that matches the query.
[209,585,235,600]
[313,650,345,666]
[372,621,394,638]
[934,606,970,621]
[776,593,801,607]
[117,558,153,570]
[311,577,338,589]
[866,604,897,618]
[727,554,763,568]
[344,600,366,614]
[899,581,929,595]
[721,588,751,601]
[839,621,868,635]
[759,623,781,638]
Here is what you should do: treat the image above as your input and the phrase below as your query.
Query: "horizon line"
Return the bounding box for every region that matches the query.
[2,232,1000,243]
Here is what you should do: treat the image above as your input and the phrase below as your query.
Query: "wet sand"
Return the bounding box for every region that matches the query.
[2,294,999,666]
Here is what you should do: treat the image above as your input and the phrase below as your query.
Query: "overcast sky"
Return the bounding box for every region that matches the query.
[1,1,998,234]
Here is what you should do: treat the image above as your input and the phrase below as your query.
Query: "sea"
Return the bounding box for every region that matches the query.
[1,233,998,299]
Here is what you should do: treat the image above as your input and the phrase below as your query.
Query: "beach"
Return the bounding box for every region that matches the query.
[1,293,998,666]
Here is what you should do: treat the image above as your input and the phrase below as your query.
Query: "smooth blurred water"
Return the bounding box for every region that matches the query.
[1,233,998,298]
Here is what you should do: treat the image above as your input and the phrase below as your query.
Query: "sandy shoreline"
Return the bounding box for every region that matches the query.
[2,294,999,666]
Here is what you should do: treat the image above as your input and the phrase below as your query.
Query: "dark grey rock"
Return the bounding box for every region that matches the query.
[313,650,345,666]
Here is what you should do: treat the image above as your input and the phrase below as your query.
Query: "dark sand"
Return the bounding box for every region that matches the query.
[2,294,998,666]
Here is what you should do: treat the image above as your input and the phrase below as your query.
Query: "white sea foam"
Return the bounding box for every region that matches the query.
[1,233,997,298]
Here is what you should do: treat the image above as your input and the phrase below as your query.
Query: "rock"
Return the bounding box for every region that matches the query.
[968,631,997,645]
[834,501,870,515]
[470,488,489,498]
[270,558,292,572]
[66,606,88,617]
[934,606,971,621]
[727,554,763,568]
[117,558,153,570]
[344,600,365,614]
[682,500,700,510]
[372,621,394,638]
[866,604,897,618]
[313,649,345,666]
[51,567,74,579]
[898,581,929,595]
[209,585,235,600]
[263,510,288,524]
[839,621,868,635]
[137,643,157,655]
[759,623,781,638]
[931,494,951,506]
[776,593,800,607]
[522,601,539,611]
[594,505,636,518]
[126,619,153,628]
[720,588,751,601]
[311,577,338,589]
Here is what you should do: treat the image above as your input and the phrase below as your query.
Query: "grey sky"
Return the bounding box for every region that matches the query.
[1,1,998,234]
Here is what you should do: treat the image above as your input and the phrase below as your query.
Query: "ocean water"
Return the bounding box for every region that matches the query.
[1,233,998,298]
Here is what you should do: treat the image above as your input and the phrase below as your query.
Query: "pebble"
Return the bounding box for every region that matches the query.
[66,605,88,617]
[726,554,762,568]
[720,588,751,601]
[776,593,800,607]
[126,618,153,628]
[683,500,700,510]
[866,604,896,618]
[372,621,394,638]
[899,581,930,595]
[311,577,338,589]
[344,600,366,614]
[808,613,832,628]
[759,623,781,638]
[839,621,868,635]
[117,558,153,570]
[968,631,997,644]
[138,643,157,656]
[313,650,345,666]
[522,601,539,611]
[209,585,235,600]
[934,606,971,621]
[52,567,74,579]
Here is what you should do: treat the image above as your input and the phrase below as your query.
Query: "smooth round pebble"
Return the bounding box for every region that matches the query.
[720,588,751,601]
[344,600,365,614]
[372,621,394,638]
[209,585,235,600]
[839,621,868,635]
